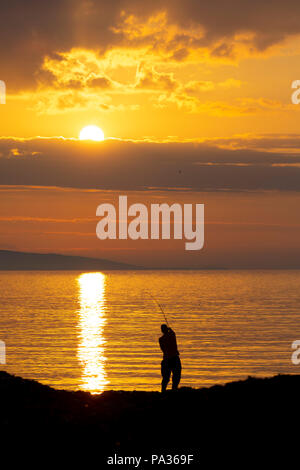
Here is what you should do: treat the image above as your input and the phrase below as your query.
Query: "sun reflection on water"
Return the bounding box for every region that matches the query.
[77,272,108,393]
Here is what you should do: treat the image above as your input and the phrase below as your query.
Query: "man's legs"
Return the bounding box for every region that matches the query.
[171,356,182,390]
[161,359,171,392]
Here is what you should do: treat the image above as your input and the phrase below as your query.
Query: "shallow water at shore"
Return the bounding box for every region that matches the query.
[0,270,299,392]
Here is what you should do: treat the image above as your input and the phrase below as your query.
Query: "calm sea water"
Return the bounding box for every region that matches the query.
[0,270,299,393]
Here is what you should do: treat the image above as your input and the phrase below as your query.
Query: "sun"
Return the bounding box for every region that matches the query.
[79,125,105,141]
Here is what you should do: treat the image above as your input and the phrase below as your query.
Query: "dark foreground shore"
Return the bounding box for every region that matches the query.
[0,371,299,466]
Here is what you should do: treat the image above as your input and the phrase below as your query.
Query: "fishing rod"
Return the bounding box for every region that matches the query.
[145,291,170,327]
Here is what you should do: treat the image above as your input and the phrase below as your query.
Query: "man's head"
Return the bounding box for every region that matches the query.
[161,324,169,334]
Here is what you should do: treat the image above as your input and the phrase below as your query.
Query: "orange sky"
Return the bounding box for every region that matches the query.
[1,1,300,268]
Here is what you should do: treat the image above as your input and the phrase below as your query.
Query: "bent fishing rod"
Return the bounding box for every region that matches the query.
[145,291,170,328]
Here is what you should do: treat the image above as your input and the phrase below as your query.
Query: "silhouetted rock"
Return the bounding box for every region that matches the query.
[0,371,298,466]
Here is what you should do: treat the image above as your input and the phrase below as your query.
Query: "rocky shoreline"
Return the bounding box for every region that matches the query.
[0,371,298,466]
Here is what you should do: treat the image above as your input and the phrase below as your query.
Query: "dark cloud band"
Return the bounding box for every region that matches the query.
[0,137,300,191]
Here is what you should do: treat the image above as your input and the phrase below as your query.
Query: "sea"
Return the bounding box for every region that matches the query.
[0,270,299,393]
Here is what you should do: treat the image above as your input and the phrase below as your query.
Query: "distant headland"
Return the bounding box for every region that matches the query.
[0,249,139,270]
[0,249,230,270]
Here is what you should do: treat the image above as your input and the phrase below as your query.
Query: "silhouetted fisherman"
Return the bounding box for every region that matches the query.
[159,324,181,392]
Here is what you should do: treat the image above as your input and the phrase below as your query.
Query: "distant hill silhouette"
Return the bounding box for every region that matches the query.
[0,250,139,270]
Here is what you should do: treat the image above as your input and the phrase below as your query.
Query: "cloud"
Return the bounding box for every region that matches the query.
[1,136,300,192]
[204,134,300,152]
[16,48,247,114]
[3,2,298,116]
[153,94,295,115]
[135,62,177,91]
[0,216,95,223]
[3,0,300,93]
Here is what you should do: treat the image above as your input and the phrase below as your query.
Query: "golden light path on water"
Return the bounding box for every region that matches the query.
[77,272,108,393]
